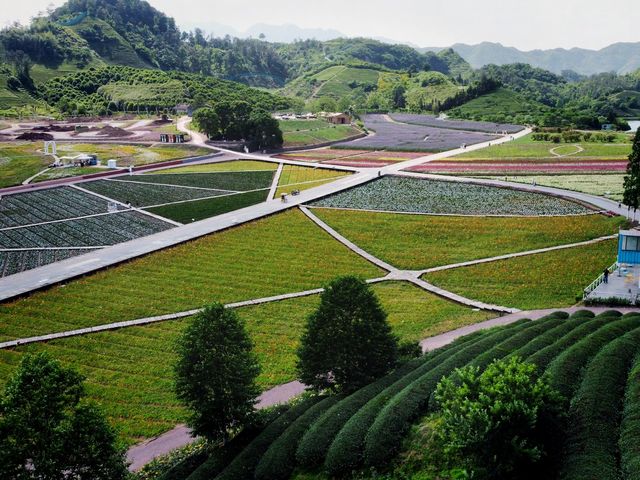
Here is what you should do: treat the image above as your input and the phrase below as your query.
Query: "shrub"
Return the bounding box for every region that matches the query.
[295,358,423,469]
[546,316,640,399]
[362,319,538,469]
[560,326,640,480]
[214,396,323,480]
[432,357,566,480]
[620,355,640,480]
[254,396,340,480]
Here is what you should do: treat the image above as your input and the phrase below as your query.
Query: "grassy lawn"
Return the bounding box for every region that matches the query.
[0,143,50,187]
[279,119,330,132]
[453,133,631,160]
[156,160,278,173]
[312,208,624,270]
[147,190,270,223]
[425,239,618,310]
[275,165,351,197]
[477,174,625,201]
[0,281,492,444]
[0,209,382,342]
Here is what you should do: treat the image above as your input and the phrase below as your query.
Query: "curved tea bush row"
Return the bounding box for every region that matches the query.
[620,354,640,480]
[297,330,488,469]
[323,323,524,475]
[362,318,542,468]
[560,327,640,480]
[547,315,640,399]
[295,358,423,469]
[510,312,586,360]
[214,397,323,480]
[526,313,617,370]
[255,396,341,480]
[184,423,269,480]
[469,315,567,369]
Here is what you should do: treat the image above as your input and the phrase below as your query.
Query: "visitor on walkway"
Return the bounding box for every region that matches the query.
[604,267,610,284]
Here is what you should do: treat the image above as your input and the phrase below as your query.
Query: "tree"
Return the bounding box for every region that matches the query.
[246,110,283,150]
[192,107,220,139]
[297,276,399,392]
[432,357,566,480]
[174,303,261,443]
[0,352,128,479]
[624,129,640,209]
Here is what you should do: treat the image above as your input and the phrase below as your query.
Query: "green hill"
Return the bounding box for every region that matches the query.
[446,87,550,124]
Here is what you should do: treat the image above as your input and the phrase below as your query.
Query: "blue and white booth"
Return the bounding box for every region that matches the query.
[618,230,640,265]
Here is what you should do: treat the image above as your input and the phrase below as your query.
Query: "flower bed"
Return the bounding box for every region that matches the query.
[81,179,229,207]
[129,170,275,192]
[310,176,593,216]
[389,113,523,134]
[0,249,89,277]
[0,187,115,228]
[0,211,172,249]
[407,159,628,175]
[334,115,499,152]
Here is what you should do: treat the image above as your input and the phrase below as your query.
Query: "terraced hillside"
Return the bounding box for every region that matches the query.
[163,310,640,480]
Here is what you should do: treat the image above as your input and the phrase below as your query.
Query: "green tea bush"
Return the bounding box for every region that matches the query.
[620,355,640,480]
[254,396,340,480]
[560,327,640,480]
[362,319,537,469]
[546,316,640,399]
[295,358,423,469]
[214,397,322,480]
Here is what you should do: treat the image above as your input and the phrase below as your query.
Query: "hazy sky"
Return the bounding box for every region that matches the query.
[3,0,638,50]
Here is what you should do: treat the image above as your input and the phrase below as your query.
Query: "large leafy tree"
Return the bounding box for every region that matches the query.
[175,303,261,443]
[247,110,283,150]
[433,357,566,480]
[0,352,128,479]
[193,107,221,139]
[297,276,399,392]
[624,129,640,209]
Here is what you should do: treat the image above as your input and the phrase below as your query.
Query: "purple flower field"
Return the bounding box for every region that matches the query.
[388,113,524,134]
[335,115,501,152]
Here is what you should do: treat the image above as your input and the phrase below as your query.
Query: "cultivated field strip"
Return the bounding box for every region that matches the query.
[81,179,231,207]
[0,211,172,249]
[128,170,276,191]
[0,249,91,277]
[0,186,115,228]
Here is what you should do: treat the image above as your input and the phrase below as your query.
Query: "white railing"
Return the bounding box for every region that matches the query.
[583,262,619,299]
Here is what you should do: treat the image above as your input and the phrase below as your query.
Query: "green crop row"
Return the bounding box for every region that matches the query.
[362,318,538,468]
[560,326,640,480]
[546,314,640,399]
[620,354,640,480]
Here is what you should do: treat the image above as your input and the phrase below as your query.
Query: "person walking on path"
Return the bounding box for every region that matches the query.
[603,267,610,284]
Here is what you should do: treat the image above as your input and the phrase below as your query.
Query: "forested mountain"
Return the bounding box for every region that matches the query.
[0,0,471,88]
[0,0,639,130]
[421,41,640,76]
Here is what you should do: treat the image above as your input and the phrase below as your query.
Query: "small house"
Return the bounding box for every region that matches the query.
[602,123,615,131]
[327,113,351,125]
[618,230,640,265]
[175,104,192,116]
